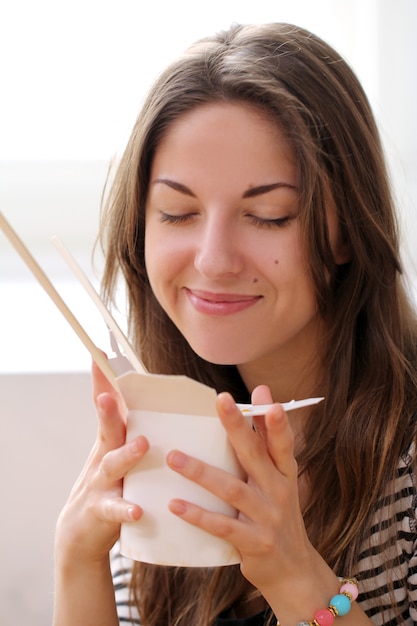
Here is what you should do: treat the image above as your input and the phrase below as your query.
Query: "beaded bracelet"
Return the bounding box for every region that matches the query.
[277,577,358,626]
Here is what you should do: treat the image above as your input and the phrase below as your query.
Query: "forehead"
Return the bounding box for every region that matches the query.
[150,101,298,189]
[157,101,290,148]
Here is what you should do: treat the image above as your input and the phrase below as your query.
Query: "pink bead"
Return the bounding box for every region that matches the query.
[313,608,335,626]
[340,582,359,601]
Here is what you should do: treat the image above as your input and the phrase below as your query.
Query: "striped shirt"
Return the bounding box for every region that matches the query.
[353,444,417,625]
[112,445,417,625]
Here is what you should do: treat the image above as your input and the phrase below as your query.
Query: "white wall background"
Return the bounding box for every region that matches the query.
[0,1,416,625]
[0,372,97,626]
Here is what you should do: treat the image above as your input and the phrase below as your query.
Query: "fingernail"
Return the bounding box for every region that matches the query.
[129,439,141,454]
[220,392,236,414]
[129,436,148,456]
[127,506,136,520]
[96,393,107,410]
[167,450,187,469]
[169,499,187,515]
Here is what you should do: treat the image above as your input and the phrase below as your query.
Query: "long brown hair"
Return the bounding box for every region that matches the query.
[100,23,417,625]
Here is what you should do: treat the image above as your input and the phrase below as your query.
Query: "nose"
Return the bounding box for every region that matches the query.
[194,215,244,279]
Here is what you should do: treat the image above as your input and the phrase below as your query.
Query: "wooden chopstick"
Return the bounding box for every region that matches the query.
[51,236,147,375]
[0,212,119,390]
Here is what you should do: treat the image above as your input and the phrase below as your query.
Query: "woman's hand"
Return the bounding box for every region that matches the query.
[55,361,149,565]
[167,387,309,586]
[166,386,339,622]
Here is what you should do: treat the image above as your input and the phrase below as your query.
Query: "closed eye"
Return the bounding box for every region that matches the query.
[247,215,291,228]
[159,212,197,225]
[159,212,292,228]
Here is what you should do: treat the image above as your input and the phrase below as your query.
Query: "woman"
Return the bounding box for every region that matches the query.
[53,23,417,626]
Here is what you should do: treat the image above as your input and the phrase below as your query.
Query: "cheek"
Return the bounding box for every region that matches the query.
[253,257,279,283]
[274,241,316,300]
[144,232,166,292]
[145,231,187,293]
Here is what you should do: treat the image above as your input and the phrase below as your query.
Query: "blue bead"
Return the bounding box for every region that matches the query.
[330,593,351,616]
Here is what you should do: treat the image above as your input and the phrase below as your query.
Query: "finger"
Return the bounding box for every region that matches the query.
[92,358,126,416]
[95,391,127,452]
[100,495,143,523]
[100,435,149,483]
[168,498,268,556]
[216,393,294,489]
[251,384,273,405]
[216,392,272,475]
[92,357,115,398]
[168,498,236,543]
[251,386,296,477]
[251,385,273,439]
[166,449,260,520]
[264,404,297,478]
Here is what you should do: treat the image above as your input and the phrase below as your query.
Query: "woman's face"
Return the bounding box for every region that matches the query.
[145,102,340,371]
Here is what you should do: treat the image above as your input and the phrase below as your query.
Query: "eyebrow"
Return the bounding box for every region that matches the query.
[152,178,297,198]
[242,182,297,198]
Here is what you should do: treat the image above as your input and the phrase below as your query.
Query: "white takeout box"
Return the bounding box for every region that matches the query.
[117,372,244,567]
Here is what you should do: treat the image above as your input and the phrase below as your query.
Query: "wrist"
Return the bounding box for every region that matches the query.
[259,550,342,626]
[54,521,113,574]
[55,511,118,568]
[276,578,359,626]
[55,545,111,578]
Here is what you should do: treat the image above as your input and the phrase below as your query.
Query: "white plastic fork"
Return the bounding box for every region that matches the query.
[237,396,324,417]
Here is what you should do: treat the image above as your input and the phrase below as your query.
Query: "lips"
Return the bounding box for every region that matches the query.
[185,288,262,316]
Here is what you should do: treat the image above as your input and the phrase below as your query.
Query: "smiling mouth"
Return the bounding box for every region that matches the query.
[185,288,262,315]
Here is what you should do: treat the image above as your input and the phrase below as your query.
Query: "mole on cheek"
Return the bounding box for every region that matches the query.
[253,277,258,283]
[274,259,279,265]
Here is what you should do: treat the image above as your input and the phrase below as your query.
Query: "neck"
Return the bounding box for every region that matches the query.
[237,319,325,442]
[238,332,324,402]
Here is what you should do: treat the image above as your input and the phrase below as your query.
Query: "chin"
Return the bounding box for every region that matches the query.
[202,356,239,366]
[190,344,250,367]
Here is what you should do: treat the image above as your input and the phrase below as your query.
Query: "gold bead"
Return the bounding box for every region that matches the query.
[342,590,353,602]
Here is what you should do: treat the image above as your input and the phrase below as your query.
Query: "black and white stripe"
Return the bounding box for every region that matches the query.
[353,444,417,625]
